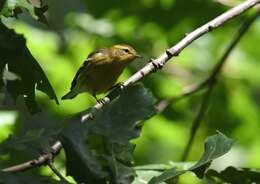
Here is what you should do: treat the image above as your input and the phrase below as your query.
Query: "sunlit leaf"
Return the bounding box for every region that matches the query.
[0,0,48,24]
[133,170,166,184]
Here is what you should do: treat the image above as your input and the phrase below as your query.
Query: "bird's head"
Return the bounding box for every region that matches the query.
[111,44,141,63]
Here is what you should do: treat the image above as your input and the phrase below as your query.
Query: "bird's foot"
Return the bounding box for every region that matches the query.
[106,82,125,92]
[96,98,106,105]
[151,58,163,72]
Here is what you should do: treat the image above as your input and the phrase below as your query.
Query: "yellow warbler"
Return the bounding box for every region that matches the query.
[62,44,141,100]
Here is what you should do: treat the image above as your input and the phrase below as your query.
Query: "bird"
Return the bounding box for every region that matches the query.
[62,44,141,101]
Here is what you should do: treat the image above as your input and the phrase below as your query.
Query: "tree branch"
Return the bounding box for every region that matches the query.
[1,141,62,172]
[181,9,260,161]
[1,0,259,173]
[156,80,208,113]
[181,82,215,161]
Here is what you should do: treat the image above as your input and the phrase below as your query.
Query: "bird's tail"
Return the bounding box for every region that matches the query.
[61,90,77,100]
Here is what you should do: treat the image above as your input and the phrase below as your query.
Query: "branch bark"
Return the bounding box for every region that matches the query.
[1,0,259,173]
[1,141,62,172]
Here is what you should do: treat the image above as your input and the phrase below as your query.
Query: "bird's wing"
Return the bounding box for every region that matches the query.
[70,49,109,90]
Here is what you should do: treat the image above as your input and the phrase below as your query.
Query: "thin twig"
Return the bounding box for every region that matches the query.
[1,142,62,172]
[47,160,68,182]
[156,80,209,113]
[181,82,215,161]
[181,9,260,161]
[1,0,259,173]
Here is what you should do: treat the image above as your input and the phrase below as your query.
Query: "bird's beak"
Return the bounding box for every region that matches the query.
[135,54,142,58]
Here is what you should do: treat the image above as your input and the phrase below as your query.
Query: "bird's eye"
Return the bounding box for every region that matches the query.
[123,48,130,53]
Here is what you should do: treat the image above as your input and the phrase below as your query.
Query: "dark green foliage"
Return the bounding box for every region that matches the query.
[0,22,58,113]
[0,110,62,166]
[0,129,54,155]
[61,84,157,184]
[206,166,260,184]
[0,0,55,113]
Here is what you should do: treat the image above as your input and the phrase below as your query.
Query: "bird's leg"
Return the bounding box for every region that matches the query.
[93,93,98,101]
[106,82,124,92]
[93,93,106,105]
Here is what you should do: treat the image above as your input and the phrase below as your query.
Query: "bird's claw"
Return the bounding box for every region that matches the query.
[115,82,125,91]
[106,82,125,92]
[97,98,106,105]
[151,58,163,72]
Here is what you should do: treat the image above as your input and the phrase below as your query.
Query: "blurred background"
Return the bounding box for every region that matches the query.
[1,0,260,183]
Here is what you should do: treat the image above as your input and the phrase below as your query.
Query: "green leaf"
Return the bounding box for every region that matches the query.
[61,84,157,184]
[206,166,260,184]
[134,164,173,171]
[148,132,234,184]
[0,0,48,24]
[189,131,234,178]
[149,167,186,184]
[61,133,108,183]
[0,21,58,113]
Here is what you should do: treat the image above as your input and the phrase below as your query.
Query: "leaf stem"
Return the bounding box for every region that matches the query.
[47,160,68,182]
